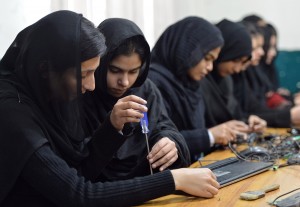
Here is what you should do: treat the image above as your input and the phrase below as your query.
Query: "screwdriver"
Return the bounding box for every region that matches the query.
[140,111,153,175]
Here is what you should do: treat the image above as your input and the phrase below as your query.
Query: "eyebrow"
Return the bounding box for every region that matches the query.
[82,68,97,72]
[109,65,141,71]
[206,53,217,61]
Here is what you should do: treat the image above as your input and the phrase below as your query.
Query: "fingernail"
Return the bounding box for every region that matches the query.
[141,98,147,104]
[152,164,156,168]
[160,167,164,171]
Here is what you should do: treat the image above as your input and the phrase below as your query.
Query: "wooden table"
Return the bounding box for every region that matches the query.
[137,128,300,207]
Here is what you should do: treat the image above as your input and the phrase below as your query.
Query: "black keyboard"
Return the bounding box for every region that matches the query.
[200,157,238,170]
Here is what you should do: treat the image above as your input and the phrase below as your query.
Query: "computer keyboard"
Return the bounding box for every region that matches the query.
[199,157,238,170]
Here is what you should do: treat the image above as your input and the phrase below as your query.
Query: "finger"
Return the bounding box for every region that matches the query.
[119,116,142,124]
[211,178,220,188]
[234,124,251,132]
[150,145,172,165]
[228,130,237,142]
[210,171,217,180]
[119,108,144,119]
[234,121,249,128]
[148,138,170,159]
[120,95,147,105]
[120,101,147,112]
[208,182,220,195]
[151,149,177,169]
[158,154,178,171]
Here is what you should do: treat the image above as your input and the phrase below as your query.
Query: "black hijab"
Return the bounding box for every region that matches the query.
[0,11,99,201]
[97,18,150,91]
[84,18,150,131]
[201,19,253,127]
[151,16,224,90]
[215,19,252,102]
[214,19,252,65]
[211,19,252,88]
[260,23,279,90]
[0,25,31,75]
[149,16,224,130]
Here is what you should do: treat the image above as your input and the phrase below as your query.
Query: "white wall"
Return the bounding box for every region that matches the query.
[1,0,300,58]
[152,0,300,51]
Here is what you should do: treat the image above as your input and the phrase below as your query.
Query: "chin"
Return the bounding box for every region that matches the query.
[195,75,204,81]
[109,92,123,98]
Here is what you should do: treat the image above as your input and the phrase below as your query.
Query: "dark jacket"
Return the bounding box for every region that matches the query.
[232,72,291,127]
[148,16,224,161]
[200,75,245,128]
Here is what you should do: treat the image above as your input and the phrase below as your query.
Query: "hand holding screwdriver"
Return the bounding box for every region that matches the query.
[140,111,153,175]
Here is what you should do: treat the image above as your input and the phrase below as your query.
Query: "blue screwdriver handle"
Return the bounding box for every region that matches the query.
[140,112,149,134]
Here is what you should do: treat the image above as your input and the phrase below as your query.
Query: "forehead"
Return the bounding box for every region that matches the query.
[110,53,142,70]
[81,56,100,71]
[207,47,221,58]
[256,34,264,44]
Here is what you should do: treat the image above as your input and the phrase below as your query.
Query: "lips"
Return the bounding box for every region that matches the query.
[200,73,207,78]
[110,88,126,96]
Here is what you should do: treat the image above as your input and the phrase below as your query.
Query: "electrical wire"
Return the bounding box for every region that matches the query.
[270,187,300,206]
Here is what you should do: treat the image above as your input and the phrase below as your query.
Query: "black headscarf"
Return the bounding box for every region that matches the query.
[214,19,252,107]
[260,23,280,90]
[0,25,31,75]
[83,18,150,124]
[242,14,264,24]
[86,18,150,120]
[0,10,100,201]
[214,19,252,64]
[97,18,150,90]
[201,19,253,127]
[151,16,224,90]
[149,16,224,128]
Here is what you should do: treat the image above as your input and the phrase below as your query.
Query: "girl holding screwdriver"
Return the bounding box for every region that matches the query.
[83,18,190,181]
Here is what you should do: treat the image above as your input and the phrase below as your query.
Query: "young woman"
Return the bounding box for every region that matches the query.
[199,19,267,131]
[0,11,219,206]
[231,21,300,127]
[83,18,190,181]
[240,20,292,110]
[260,23,294,107]
[148,16,245,162]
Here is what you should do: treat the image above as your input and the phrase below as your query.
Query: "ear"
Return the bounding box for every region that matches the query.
[38,61,49,79]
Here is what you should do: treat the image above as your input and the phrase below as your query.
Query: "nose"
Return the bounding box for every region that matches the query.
[259,47,265,57]
[207,61,213,71]
[82,74,95,93]
[118,73,129,87]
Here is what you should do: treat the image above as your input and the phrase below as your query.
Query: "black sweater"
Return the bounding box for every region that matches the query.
[2,145,174,207]
[84,79,190,181]
[0,80,175,206]
[232,72,291,127]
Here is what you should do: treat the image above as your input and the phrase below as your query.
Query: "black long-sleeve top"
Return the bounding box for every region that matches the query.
[2,144,174,207]
[199,74,246,128]
[232,72,291,127]
[149,65,211,162]
[0,80,175,206]
[84,79,191,181]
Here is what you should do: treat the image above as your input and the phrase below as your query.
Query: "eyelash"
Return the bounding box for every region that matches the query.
[129,70,139,74]
[109,68,139,74]
[205,57,213,61]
